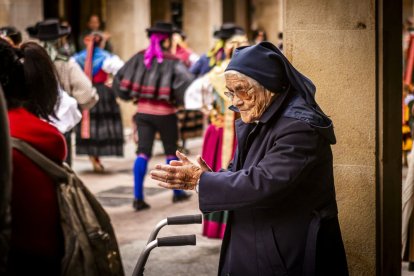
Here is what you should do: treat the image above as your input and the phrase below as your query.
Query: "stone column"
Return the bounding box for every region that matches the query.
[0,0,11,27]
[234,0,249,33]
[0,0,43,41]
[151,0,171,25]
[285,1,378,275]
[403,0,414,20]
[106,0,151,128]
[252,0,283,44]
[106,0,150,61]
[183,0,222,55]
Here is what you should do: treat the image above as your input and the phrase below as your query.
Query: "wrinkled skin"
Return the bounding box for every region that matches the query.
[225,72,276,123]
[150,151,211,190]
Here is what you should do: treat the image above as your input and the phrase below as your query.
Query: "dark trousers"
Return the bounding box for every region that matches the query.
[134,113,178,157]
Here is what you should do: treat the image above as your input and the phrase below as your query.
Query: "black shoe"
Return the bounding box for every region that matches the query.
[133,199,150,211]
[409,262,414,271]
[172,192,192,203]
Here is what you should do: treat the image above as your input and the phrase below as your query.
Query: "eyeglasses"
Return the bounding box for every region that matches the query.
[224,86,254,101]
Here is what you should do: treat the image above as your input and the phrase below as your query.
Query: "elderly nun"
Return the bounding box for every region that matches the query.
[151,42,348,276]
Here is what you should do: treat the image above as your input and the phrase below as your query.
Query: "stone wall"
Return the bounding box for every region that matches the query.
[151,0,171,25]
[106,0,151,128]
[284,1,376,275]
[0,0,43,41]
[183,0,222,54]
[252,0,283,44]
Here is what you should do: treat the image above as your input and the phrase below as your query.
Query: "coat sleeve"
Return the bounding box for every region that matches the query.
[112,54,141,101]
[67,60,99,110]
[189,56,203,76]
[102,55,125,76]
[199,121,321,212]
[112,63,128,100]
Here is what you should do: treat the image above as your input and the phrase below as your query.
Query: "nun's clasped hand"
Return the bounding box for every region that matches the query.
[150,151,212,190]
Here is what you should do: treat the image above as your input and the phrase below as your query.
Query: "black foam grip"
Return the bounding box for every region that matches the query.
[157,235,196,247]
[167,214,202,225]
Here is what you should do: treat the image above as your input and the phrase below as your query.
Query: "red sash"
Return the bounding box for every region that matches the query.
[80,36,95,139]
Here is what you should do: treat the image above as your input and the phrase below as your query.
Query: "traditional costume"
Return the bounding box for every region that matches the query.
[73,33,124,171]
[189,23,244,77]
[113,22,194,210]
[27,19,98,166]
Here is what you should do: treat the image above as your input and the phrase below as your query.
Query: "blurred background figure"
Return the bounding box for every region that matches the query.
[171,27,199,68]
[402,16,414,271]
[172,27,203,153]
[277,31,283,51]
[113,21,194,211]
[251,28,267,44]
[189,23,244,78]
[0,38,65,275]
[27,19,99,166]
[73,32,124,172]
[0,26,22,48]
[58,20,77,57]
[79,14,112,52]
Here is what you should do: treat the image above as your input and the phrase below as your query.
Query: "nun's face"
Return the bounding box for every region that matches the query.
[225,73,275,123]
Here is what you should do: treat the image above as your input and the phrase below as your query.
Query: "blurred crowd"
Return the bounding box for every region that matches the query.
[0,15,284,274]
[403,15,414,272]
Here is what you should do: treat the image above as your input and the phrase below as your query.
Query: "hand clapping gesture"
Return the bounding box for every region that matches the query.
[150,151,212,190]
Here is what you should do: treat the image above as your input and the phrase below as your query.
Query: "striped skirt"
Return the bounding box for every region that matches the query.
[76,83,124,157]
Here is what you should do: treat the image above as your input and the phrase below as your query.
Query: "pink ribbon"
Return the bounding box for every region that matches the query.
[144,33,169,69]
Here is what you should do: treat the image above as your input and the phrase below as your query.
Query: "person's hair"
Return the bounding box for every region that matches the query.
[161,36,172,51]
[0,26,22,46]
[225,70,275,95]
[252,29,267,41]
[278,32,283,40]
[0,38,59,120]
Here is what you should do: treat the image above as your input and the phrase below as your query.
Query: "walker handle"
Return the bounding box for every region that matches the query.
[157,235,196,247]
[167,214,202,225]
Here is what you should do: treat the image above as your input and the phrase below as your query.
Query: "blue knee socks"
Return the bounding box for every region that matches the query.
[134,154,149,200]
[166,155,185,196]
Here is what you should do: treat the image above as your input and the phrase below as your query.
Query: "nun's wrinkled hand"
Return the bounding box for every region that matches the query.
[150,151,212,190]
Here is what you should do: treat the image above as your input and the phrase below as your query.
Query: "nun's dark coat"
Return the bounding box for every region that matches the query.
[199,90,348,276]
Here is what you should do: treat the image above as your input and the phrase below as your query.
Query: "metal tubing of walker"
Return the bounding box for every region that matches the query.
[132,240,158,276]
[146,218,168,244]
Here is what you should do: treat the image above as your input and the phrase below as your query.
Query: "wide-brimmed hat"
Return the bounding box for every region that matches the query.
[146,21,174,37]
[214,23,245,40]
[26,19,71,41]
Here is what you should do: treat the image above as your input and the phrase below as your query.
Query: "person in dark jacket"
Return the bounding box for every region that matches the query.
[151,42,348,276]
[113,22,194,211]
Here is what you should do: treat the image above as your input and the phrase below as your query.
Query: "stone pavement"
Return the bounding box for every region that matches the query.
[72,134,221,276]
[404,262,414,276]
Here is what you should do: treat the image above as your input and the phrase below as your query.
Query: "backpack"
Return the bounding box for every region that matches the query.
[11,137,124,276]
